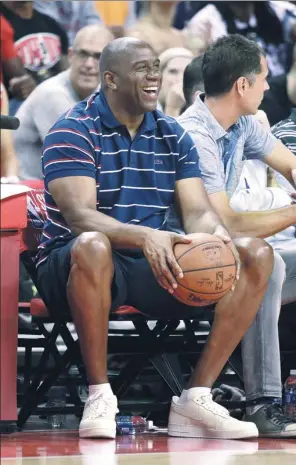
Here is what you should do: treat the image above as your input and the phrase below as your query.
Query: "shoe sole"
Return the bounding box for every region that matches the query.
[168,423,258,440]
[259,431,296,439]
[79,427,116,439]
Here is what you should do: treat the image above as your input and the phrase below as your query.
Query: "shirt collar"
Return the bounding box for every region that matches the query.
[95,91,157,133]
[290,108,296,123]
[193,93,239,140]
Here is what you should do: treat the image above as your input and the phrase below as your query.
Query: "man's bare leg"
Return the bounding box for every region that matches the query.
[188,237,274,388]
[66,231,117,439]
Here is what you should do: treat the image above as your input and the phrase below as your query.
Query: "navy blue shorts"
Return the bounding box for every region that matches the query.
[36,238,207,319]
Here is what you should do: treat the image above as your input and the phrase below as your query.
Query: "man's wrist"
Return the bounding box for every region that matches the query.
[214,224,231,239]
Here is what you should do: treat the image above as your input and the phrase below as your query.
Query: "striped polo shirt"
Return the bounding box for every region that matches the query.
[37,91,201,265]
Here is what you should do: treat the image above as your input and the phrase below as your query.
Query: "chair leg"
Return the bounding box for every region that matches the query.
[17,321,64,428]
[17,340,77,429]
[23,343,33,390]
[112,354,149,398]
[150,353,184,396]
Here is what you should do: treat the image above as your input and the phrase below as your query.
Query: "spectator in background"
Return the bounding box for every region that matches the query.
[95,1,136,38]
[0,15,37,103]
[260,44,296,126]
[158,47,193,117]
[0,83,19,182]
[0,2,68,94]
[126,1,185,55]
[182,54,204,109]
[173,1,206,30]
[184,1,296,77]
[273,108,296,158]
[34,0,101,46]
[14,25,113,180]
[272,108,296,196]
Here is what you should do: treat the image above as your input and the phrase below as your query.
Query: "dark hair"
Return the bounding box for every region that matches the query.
[202,34,265,97]
[213,2,284,45]
[183,54,204,105]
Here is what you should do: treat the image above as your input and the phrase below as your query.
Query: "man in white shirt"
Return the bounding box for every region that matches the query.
[173,35,296,437]
[14,24,113,180]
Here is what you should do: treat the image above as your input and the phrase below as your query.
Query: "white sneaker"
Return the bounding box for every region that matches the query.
[168,393,258,440]
[79,393,118,439]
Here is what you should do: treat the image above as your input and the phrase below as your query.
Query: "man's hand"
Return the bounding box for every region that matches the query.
[142,230,192,293]
[165,82,186,117]
[9,75,36,99]
[213,225,241,287]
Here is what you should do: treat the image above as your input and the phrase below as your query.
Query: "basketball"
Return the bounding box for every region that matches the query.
[173,233,236,307]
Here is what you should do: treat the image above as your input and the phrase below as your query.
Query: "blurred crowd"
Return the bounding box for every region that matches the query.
[0,1,296,182]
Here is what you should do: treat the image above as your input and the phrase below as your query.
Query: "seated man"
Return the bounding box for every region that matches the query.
[14,25,113,180]
[176,34,296,437]
[182,53,204,110]
[37,37,274,440]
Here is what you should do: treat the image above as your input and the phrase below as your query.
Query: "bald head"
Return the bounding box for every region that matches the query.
[73,24,114,51]
[99,37,155,80]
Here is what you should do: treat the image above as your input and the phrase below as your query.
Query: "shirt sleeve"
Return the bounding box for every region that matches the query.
[0,16,17,61]
[175,127,201,181]
[188,129,226,195]
[243,116,277,160]
[42,118,96,184]
[33,88,74,141]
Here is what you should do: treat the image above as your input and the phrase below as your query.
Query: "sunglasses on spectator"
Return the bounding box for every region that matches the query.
[73,49,102,63]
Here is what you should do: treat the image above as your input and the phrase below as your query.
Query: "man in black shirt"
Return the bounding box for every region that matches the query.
[260,44,296,126]
[0,1,68,87]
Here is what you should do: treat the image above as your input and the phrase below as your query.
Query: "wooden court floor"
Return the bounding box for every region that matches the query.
[1,432,296,465]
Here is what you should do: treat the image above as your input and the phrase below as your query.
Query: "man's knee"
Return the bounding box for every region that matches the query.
[70,232,113,276]
[234,237,274,285]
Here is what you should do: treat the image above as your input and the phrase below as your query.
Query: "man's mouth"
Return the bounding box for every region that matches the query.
[142,86,158,97]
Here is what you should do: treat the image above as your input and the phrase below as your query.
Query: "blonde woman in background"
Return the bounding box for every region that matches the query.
[158,47,193,117]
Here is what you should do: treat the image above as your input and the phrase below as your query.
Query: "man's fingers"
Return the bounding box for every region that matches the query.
[150,260,169,292]
[159,255,178,293]
[167,253,184,280]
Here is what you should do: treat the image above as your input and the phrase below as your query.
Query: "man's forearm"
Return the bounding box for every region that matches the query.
[65,207,151,249]
[227,204,296,239]
[183,210,228,235]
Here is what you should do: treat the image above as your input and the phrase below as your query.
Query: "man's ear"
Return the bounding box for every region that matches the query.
[104,71,117,91]
[236,76,250,97]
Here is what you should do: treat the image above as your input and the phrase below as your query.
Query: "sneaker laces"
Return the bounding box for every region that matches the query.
[265,404,296,426]
[196,394,230,418]
[84,393,118,420]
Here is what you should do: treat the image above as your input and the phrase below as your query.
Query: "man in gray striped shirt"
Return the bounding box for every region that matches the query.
[177,35,296,437]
